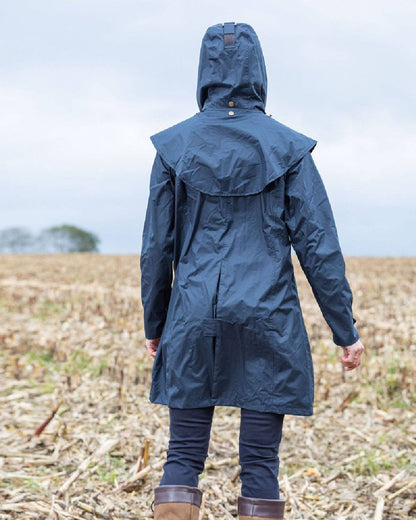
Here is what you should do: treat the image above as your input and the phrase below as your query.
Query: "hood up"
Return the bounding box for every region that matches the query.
[196,22,267,112]
[149,22,317,196]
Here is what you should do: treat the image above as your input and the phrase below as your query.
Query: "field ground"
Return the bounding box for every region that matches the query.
[0,254,415,519]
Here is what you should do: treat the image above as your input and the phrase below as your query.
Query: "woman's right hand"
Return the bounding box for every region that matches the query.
[146,337,160,359]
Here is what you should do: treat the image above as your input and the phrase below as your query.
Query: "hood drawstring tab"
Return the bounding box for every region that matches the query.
[223,21,236,46]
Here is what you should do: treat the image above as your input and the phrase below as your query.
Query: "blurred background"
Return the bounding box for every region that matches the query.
[1,0,415,255]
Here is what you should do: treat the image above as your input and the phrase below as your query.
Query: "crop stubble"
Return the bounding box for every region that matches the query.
[0,254,415,519]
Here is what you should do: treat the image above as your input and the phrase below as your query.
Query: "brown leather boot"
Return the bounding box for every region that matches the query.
[152,485,203,519]
[238,495,285,519]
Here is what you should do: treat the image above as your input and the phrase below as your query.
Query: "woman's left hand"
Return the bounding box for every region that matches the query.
[339,339,364,371]
[146,337,160,359]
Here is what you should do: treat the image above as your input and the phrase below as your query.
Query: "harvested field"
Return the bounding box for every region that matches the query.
[0,254,415,519]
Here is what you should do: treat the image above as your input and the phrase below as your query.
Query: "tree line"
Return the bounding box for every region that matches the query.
[0,225,100,253]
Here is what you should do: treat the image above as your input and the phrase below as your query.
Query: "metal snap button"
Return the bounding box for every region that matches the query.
[228,101,235,107]
[228,110,235,116]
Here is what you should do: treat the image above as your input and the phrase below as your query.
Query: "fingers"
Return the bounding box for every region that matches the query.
[340,360,360,371]
[145,337,161,359]
[339,348,363,371]
[146,345,157,358]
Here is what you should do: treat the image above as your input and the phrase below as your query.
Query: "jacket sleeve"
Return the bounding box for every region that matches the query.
[140,152,175,340]
[283,152,360,347]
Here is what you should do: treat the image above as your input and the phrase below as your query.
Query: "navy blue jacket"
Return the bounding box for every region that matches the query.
[140,22,359,416]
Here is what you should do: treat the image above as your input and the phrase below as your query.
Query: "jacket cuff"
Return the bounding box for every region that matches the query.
[144,319,165,341]
[333,326,360,348]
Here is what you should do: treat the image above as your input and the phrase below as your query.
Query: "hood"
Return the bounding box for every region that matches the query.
[196,22,267,112]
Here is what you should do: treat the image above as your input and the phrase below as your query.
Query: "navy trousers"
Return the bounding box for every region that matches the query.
[159,406,285,499]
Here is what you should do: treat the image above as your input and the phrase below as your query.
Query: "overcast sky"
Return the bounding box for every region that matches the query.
[1,0,415,255]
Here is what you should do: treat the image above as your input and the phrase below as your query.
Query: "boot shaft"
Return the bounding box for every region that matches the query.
[238,495,285,520]
[153,485,202,520]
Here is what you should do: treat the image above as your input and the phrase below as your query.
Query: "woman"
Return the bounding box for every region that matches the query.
[140,22,364,520]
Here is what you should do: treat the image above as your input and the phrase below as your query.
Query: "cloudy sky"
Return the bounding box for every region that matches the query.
[1,0,415,255]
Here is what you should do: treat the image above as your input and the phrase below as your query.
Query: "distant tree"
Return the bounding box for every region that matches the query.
[0,227,34,253]
[38,224,100,253]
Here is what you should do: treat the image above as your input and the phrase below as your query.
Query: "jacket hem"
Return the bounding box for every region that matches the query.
[148,395,313,417]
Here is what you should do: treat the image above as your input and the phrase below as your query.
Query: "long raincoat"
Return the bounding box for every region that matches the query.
[140,22,360,416]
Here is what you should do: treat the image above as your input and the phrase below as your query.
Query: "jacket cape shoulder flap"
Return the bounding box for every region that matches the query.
[150,113,318,196]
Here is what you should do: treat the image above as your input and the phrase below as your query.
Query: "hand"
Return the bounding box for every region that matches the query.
[339,339,364,371]
[146,337,160,359]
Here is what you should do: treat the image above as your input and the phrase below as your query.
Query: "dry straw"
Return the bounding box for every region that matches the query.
[0,254,415,519]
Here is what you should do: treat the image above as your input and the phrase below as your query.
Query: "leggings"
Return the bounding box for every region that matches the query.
[159,406,284,499]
